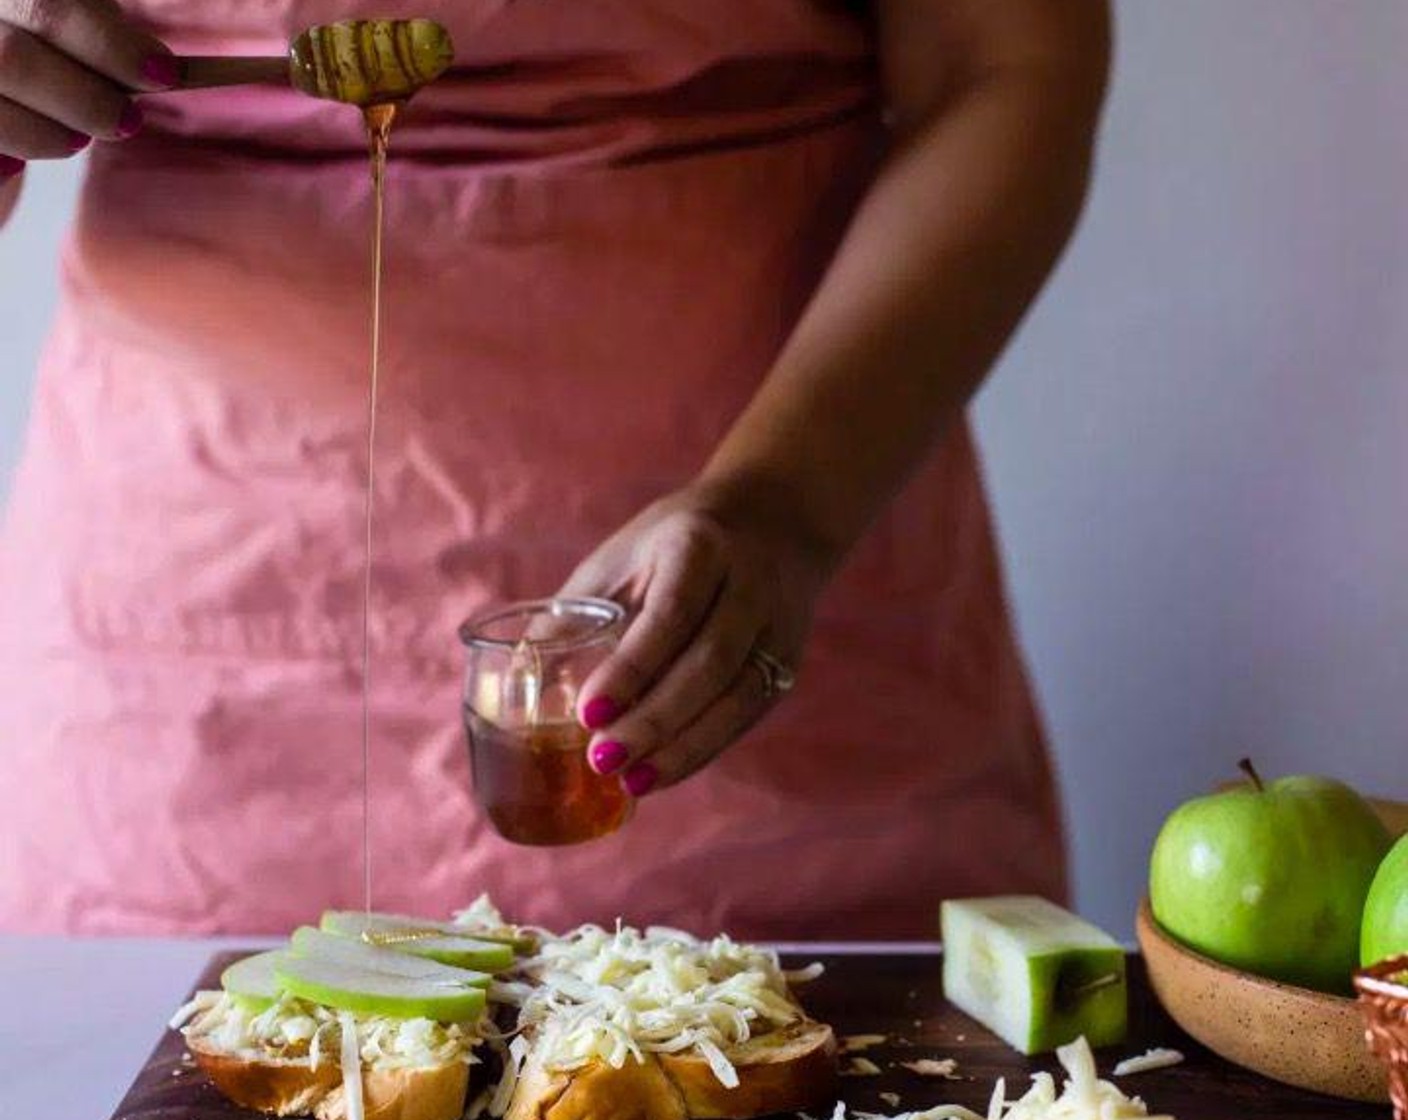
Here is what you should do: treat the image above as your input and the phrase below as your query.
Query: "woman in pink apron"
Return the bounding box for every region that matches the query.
[0,1,1108,936]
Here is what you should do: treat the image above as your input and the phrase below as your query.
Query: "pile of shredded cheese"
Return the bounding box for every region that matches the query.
[452,894,529,943]
[824,1037,1175,1120]
[489,921,822,1098]
[170,991,482,1072]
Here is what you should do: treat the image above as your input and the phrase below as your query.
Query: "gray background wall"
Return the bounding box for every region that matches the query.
[0,1,1403,938]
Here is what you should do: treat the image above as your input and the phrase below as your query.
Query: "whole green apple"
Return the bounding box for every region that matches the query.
[1150,760,1391,993]
[1362,832,1408,967]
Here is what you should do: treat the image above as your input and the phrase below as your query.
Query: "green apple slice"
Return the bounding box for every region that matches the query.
[330,906,538,953]
[288,926,492,987]
[941,895,1127,1055]
[319,911,516,971]
[221,950,288,1012]
[273,954,487,1022]
[324,908,535,954]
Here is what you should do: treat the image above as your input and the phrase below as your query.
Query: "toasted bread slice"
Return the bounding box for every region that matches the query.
[189,1038,469,1120]
[506,1045,688,1120]
[659,1020,838,1119]
[504,1020,837,1120]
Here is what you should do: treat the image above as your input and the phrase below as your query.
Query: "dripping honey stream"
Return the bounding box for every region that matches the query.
[361,101,398,913]
[168,17,455,913]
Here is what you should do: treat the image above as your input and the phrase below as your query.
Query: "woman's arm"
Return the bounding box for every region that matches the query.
[566,0,1111,795]
[700,0,1111,557]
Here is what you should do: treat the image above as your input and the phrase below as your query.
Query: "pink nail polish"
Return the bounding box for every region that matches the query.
[589,740,628,776]
[115,102,143,140]
[0,155,24,178]
[581,696,619,731]
[66,131,92,153]
[140,54,181,89]
[623,762,657,798]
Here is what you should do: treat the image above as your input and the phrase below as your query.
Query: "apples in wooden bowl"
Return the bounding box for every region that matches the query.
[1137,764,1406,1103]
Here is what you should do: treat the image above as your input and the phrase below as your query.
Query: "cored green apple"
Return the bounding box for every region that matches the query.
[1362,833,1408,967]
[319,910,516,971]
[941,896,1126,1054]
[273,955,487,1022]
[1150,761,1391,993]
[221,950,287,1012]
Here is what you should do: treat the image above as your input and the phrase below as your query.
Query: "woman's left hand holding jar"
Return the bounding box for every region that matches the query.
[560,477,837,799]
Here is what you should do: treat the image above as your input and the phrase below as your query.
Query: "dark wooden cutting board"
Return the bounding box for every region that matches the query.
[110,951,1391,1120]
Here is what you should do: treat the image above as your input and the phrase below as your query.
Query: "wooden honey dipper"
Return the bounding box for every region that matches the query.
[177,18,454,106]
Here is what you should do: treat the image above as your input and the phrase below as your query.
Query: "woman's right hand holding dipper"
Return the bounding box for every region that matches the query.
[0,0,177,220]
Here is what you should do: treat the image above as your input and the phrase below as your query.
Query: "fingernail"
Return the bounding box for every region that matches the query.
[115,101,143,140]
[589,740,629,776]
[581,696,619,731]
[0,155,24,178]
[140,53,181,89]
[623,762,658,798]
[66,130,92,153]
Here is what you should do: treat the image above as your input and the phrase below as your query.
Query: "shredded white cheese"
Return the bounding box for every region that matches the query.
[823,1037,1176,1120]
[452,894,529,943]
[900,1058,960,1079]
[499,921,813,1090]
[843,1057,883,1077]
[175,991,482,1071]
[488,1034,531,1118]
[1112,1050,1184,1078]
[842,1034,889,1052]
[169,991,221,1030]
[880,1093,903,1109]
[338,1012,365,1120]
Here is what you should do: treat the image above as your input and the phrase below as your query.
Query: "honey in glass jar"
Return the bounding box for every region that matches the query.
[459,598,630,846]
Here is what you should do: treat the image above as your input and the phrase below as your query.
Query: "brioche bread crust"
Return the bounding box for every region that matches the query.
[189,1038,469,1120]
[504,1020,838,1120]
[507,1045,689,1120]
[660,1020,839,1119]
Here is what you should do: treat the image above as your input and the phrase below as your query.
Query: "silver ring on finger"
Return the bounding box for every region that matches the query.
[747,647,796,700]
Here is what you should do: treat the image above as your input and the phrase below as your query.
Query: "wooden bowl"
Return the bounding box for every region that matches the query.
[1136,897,1389,1103]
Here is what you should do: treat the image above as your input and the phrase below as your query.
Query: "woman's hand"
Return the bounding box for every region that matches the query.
[560,481,836,798]
[0,0,178,203]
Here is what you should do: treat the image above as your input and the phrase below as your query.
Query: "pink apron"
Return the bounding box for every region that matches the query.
[0,0,1066,937]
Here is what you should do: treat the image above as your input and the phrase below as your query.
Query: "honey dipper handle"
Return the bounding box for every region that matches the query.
[176,56,289,90]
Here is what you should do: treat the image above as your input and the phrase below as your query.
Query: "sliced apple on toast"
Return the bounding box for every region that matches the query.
[273,955,487,1022]
[320,909,517,971]
[289,926,491,985]
[219,950,288,1013]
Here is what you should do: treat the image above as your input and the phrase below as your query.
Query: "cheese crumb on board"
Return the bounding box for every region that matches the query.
[843,1057,884,1076]
[881,1093,902,1108]
[900,1058,960,1079]
[843,1034,890,1052]
[1112,1049,1184,1077]
[824,1036,1175,1120]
